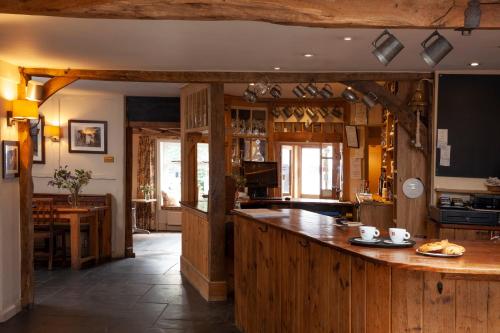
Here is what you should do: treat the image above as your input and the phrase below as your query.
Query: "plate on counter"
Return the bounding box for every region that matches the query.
[416,249,463,258]
[348,237,415,248]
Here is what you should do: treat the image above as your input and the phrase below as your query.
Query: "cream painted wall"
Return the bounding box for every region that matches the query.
[33,93,126,257]
[0,60,21,322]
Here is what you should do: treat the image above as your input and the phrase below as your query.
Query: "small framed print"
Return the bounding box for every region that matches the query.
[68,120,108,154]
[2,141,20,179]
[345,125,359,148]
[32,116,45,164]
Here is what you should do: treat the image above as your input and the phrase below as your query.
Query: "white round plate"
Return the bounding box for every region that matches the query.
[383,239,411,245]
[354,237,380,243]
[402,178,424,199]
[345,222,363,227]
[416,249,463,258]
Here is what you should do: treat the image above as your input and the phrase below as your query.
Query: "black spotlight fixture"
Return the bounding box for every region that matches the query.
[362,92,378,109]
[420,31,453,67]
[292,84,307,98]
[342,87,358,102]
[372,29,405,66]
[464,0,481,31]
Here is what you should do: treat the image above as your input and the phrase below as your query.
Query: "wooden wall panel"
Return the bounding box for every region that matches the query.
[280,231,301,333]
[456,280,489,332]
[391,269,424,332]
[366,262,391,333]
[423,272,456,332]
[351,256,366,333]
[487,282,500,333]
[181,208,209,276]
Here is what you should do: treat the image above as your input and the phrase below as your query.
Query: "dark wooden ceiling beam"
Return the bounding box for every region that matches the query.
[23,67,432,83]
[39,76,79,106]
[2,0,500,29]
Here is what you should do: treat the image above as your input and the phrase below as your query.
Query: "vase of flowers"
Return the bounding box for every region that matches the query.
[48,166,92,208]
[140,184,155,200]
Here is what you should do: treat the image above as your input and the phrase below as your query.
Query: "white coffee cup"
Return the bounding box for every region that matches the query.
[359,226,380,241]
[389,228,411,244]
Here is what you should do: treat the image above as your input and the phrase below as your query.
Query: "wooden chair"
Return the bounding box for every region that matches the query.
[32,198,66,270]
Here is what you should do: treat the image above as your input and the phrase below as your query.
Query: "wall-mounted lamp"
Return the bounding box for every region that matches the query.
[7,99,39,126]
[44,125,61,142]
[26,80,44,102]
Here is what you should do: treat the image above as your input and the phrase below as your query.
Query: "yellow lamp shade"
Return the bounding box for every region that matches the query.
[12,99,39,120]
[44,125,61,140]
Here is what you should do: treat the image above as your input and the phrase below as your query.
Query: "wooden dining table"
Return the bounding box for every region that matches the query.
[54,206,109,270]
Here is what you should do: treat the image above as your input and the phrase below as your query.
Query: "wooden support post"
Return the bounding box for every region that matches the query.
[18,120,34,308]
[207,83,226,282]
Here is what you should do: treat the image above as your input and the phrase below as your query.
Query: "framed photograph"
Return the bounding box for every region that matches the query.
[2,141,20,179]
[345,125,359,148]
[31,116,45,164]
[68,120,108,154]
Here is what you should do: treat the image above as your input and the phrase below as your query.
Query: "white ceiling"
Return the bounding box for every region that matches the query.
[1,14,499,95]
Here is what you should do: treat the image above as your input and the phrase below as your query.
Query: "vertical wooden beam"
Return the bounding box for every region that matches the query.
[124,124,134,257]
[17,75,35,308]
[208,83,226,281]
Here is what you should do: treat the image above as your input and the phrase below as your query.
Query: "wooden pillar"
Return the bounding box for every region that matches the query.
[207,83,226,281]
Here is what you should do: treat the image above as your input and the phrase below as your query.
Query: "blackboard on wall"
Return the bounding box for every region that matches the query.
[126,96,180,122]
[436,74,500,178]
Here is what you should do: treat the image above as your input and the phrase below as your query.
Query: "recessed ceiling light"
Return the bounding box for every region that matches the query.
[344,37,352,41]
[469,62,480,67]
[249,83,255,86]
[273,66,281,70]
[303,53,314,58]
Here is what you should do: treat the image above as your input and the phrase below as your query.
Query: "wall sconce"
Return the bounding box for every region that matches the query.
[7,99,39,126]
[26,80,44,102]
[44,125,61,142]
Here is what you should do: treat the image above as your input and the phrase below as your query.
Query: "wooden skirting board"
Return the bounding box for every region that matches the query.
[180,256,227,302]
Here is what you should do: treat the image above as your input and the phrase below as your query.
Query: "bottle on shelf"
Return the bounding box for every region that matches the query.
[382,180,389,200]
[378,169,386,196]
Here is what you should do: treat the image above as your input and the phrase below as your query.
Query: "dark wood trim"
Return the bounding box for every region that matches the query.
[128,121,180,128]
[124,125,134,258]
[68,120,108,154]
[21,67,432,83]
[2,1,500,29]
[207,83,226,282]
[18,122,34,308]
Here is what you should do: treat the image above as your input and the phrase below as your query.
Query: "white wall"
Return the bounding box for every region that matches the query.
[0,60,21,322]
[33,93,126,257]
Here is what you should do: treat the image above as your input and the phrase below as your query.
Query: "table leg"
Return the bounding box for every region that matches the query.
[70,215,81,270]
[90,212,99,264]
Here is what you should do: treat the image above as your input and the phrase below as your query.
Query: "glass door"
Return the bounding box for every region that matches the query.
[300,146,321,198]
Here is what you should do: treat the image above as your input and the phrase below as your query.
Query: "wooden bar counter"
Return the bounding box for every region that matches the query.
[233,209,500,333]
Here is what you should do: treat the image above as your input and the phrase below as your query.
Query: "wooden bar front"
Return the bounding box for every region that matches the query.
[234,209,500,333]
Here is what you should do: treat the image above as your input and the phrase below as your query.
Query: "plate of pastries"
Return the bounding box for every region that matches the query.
[416,239,465,257]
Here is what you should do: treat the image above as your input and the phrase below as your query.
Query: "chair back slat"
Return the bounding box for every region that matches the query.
[32,198,55,226]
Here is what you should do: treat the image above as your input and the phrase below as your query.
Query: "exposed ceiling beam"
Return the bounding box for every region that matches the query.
[23,67,432,83]
[39,76,79,106]
[2,1,500,29]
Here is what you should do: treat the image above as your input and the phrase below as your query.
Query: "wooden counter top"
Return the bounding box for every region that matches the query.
[240,198,353,206]
[233,208,500,276]
[180,201,208,215]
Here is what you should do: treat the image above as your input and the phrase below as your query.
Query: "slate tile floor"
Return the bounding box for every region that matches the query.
[0,233,239,333]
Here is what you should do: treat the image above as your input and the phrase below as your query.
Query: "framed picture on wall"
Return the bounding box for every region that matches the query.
[31,116,45,164]
[2,141,20,179]
[68,120,108,154]
[345,125,359,148]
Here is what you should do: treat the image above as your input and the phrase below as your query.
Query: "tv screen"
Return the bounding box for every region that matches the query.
[243,161,278,188]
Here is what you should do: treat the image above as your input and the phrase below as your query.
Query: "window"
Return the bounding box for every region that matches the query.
[280,143,342,199]
[158,140,181,207]
[197,143,209,201]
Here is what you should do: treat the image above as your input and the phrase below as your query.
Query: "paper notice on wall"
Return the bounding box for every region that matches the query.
[437,129,448,148]
[440,145,451,167]
[354,107,367,125]
[350,158,362,179]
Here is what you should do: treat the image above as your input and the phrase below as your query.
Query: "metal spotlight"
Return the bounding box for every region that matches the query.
[372,30,405,66]
[420,31,453,67]
[292,84,307,98]
[342,87,358,102]
[318,84,334,99]
[362,92,378,109]
[305,82,320,97]
[243,85,258,103]
[464,0,481,30]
